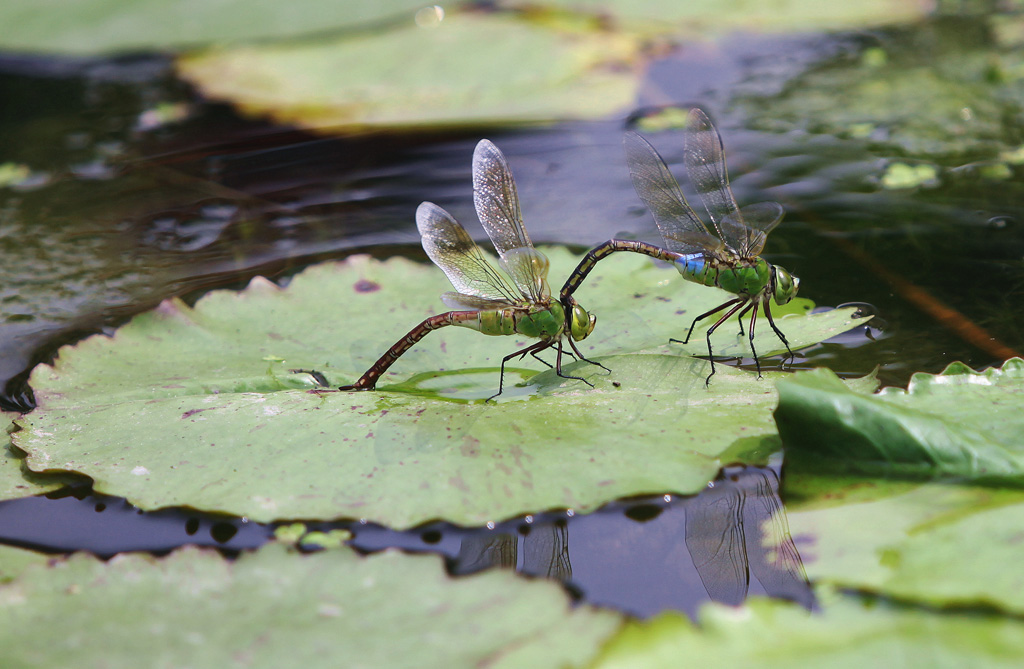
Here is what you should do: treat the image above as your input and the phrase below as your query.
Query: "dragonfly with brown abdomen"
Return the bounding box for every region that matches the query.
[341,139,600,400]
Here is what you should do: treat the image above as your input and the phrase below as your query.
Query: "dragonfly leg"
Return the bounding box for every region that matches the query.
[737,300,757,337]
[762,301,795,368]
[702,299,750,386]
[672,298,743,345]
[566,337,610,373]
[289,368,330,387]
[488,340,553,402]
[745,302,762,379]
[528,348,555,369]
[552,339,594,387]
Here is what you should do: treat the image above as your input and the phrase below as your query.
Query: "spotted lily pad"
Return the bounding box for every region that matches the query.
[0,542,622,667]
[784,478,1024,615]
[1,415,73,502]
[14,250,867,527]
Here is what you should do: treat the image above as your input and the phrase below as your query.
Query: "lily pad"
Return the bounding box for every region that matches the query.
[775,360,1024,484]
[593,587,1024,668]
[0,544,48,582]
[784,478,1024,615]
[501,0,926,35]
[14,250,866,527]
[1,414,73,502]
[0,542,622,668]
[0,0,438,55]
[177,12,640,131]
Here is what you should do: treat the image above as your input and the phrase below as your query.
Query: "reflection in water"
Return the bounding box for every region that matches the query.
[0,466,809,617]
[452,520,572,583]
[440,466,812,618]
[685,467,810,608]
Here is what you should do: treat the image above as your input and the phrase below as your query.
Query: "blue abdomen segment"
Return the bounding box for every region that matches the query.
[673,254,717,288]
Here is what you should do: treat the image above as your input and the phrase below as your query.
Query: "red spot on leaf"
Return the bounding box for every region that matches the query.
[354,279,381,293]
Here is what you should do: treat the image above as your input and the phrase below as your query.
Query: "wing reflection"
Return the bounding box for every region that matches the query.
[451,521,572,582]
[441,466,810,617]
[685,467,812,608]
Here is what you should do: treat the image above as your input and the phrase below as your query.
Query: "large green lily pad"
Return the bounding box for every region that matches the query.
[502,0,925,34]
[0,542,622,668]
[177,12,640,132]
[593,587,1024,668]
[0,0,928,58]
[783,477,1024,615]
[775,360,1024,483]
[14,250,866,527]
[0,0,438,55]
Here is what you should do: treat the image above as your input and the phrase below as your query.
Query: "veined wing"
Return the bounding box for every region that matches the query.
[684,108,748,253]
[440,292,516,311]
[624,131,725,257]
[416,201,521,305]
[684,483,749,606]
[741,470,812,608]
[472,139,550,303]
[720,202,785,258]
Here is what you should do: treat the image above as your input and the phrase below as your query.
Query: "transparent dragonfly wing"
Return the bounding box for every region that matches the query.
[416,201,520,306]
[472,139,550,302]
[720,201,785,258]
[440,292,514,311]
[623,131,725,257]
[684,108,747,254]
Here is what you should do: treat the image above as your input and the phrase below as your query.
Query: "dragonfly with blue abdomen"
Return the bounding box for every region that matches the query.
[560,108,800,385]
[341,139,601,400]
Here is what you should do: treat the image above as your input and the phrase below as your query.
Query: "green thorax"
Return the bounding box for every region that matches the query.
[460,300,566,340]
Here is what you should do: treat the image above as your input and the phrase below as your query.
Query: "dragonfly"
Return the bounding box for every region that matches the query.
[341,139,599,400]
[560,108,800,385]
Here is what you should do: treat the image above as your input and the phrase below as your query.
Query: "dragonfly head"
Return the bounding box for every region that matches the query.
[569,302,597,341]
[771,265,800,305]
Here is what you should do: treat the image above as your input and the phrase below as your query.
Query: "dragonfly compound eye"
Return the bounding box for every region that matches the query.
[772,266,799,305]
[570,304,596,341]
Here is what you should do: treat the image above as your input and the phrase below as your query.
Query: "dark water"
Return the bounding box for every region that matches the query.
[0,465,813,619]
[1,14,1022,617]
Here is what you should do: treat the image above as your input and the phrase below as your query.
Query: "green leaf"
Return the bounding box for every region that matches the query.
[0,544,49,583]
[177,12,640,131]
[0,0,928,58]
[0,0,438,55]
[0,543,622,668]
[14,250,866,527]
[1,414,74,502]
[593,587,1024,668]
[775,360,1024,483]
[501,0,927,35]
[784,477,1024,615]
